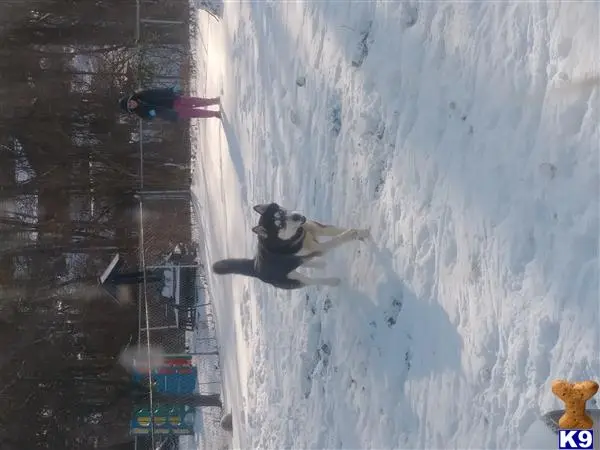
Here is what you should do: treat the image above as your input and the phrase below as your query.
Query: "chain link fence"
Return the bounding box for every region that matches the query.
[128,2,232,448]
[189,203,231,450]
[133,193,231,449]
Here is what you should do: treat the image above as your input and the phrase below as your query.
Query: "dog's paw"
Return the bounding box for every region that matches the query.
[325,277,341,287]
[305,259,326,269]
[348,229,361,240]
[355,228,371,241]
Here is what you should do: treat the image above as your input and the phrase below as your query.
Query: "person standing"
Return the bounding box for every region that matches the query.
[119,87,221,121]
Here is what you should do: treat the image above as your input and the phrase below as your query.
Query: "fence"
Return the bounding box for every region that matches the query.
[135,193,228,450]
[130,2,229,450]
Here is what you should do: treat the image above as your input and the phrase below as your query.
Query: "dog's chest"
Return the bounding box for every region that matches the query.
[298,230,320,254]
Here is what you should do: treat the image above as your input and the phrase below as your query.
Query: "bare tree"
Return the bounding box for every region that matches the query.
[0,0,197,447]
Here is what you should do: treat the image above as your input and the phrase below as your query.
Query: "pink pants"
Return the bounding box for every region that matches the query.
[173,96,220,119]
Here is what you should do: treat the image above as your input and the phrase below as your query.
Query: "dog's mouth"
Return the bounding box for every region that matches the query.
[290,213,306,224]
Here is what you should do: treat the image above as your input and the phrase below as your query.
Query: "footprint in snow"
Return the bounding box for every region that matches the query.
[539,162,557,180]
[448,101,474,135]
[404,349,412,371]
[374,164,388,197]
[305,294,317,315]
[384,294,404,328]
[329,104,342,136]
[351,21,373,68]
[401,3,419,28]
[300,341,332,398]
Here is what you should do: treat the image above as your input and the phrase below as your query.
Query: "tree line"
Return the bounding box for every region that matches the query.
[0,0,200,448]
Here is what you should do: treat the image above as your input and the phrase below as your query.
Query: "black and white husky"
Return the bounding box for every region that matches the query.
[212,203,370,290]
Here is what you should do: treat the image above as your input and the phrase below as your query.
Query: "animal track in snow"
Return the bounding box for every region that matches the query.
[415,224,434,263]
[351,20,373,68]
[469,253,482,282]
[368,320,378,340]
[300,318,332,398]
[306,294,333,315]
[384,294,404,328]
[305,294,317,315]
[448,101,474,135]
[400,2,419,28]
[404,349,412,371]
[373,158,389,197]
[329,103,342,136]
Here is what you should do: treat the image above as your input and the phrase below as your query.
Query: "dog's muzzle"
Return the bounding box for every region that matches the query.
[290,213,306,224]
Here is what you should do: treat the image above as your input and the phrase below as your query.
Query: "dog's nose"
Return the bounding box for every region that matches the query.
[291,213,306,223]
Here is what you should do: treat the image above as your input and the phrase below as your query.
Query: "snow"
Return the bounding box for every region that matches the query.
[190,1,599,449]
[520,419,558,450]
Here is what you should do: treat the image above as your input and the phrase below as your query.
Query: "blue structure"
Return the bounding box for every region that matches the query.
[130,354,199,436]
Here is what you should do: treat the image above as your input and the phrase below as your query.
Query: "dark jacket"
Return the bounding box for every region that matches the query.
[119,87,181,122]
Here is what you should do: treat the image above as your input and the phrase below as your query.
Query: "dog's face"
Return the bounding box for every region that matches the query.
[251,203,306,240]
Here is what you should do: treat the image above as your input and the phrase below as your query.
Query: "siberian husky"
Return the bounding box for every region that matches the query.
[212,203,370,290]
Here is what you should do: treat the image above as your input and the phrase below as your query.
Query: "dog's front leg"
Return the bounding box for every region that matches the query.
[287,271,340,287]
[314,228,370,254]
[305,221,349,237]
[302,259,326,269]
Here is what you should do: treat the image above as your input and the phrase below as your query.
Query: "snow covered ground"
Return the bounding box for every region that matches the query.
[190,1,599,449]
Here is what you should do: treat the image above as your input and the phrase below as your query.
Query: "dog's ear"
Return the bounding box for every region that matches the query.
[251,225,268,238]
[253,204,270,215]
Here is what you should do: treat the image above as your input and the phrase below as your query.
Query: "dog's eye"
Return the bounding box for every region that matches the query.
[274,219,282,228]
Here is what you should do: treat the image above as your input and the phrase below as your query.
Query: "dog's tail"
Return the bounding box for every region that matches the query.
[212,258,256,277]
